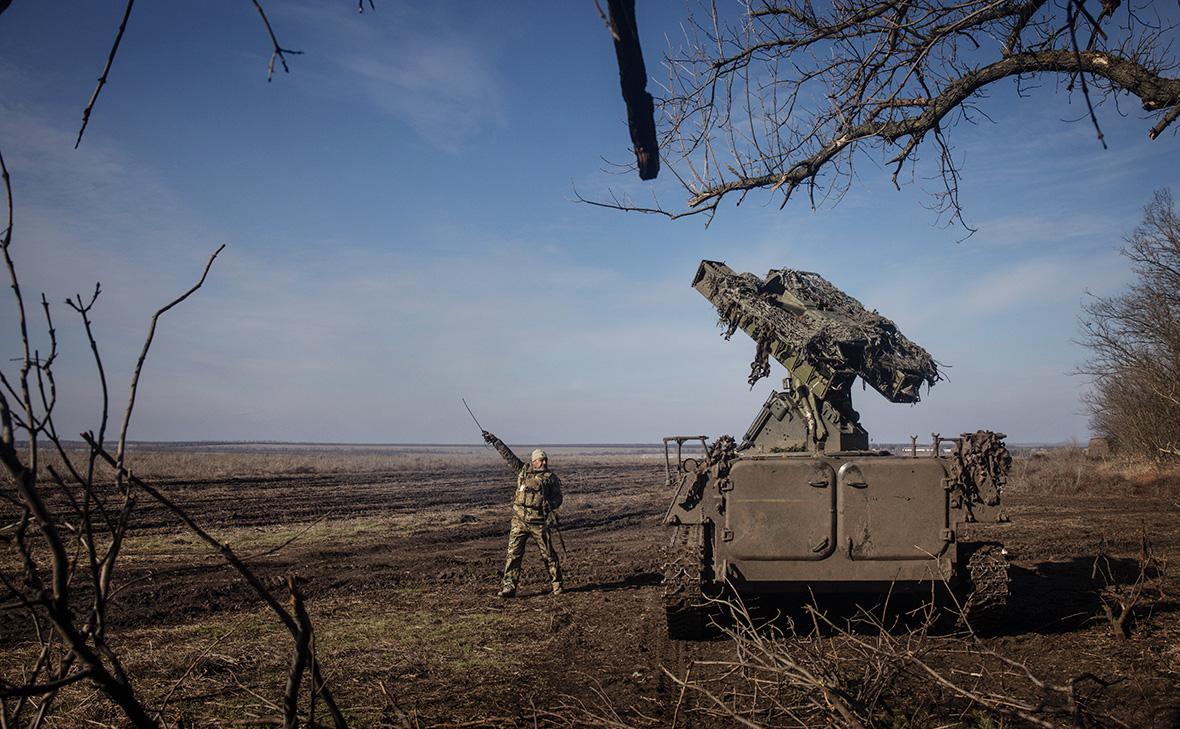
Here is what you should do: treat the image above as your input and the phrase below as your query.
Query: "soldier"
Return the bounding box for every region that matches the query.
[481,430,564,597]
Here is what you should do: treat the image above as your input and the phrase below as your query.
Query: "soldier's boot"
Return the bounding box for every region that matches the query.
[498,570,518,599]
[543,549,564,597]
[501,549,524,599]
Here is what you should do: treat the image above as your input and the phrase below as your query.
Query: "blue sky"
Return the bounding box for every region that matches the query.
[0,2,1175,445]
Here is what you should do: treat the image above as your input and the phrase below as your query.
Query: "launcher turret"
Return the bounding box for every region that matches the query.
[692,261,940,453]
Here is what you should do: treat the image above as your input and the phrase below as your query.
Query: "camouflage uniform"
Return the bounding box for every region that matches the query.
[483,432,563,596]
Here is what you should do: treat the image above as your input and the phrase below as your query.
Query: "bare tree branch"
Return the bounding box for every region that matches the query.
[76,0,136,149]
[116,243,225,466]
[686,49,1180,211]
[0,670,93,699]
[283,576,313,729]
[605,1,1180,227]
[602,0,660,180]
[252,0,304,82]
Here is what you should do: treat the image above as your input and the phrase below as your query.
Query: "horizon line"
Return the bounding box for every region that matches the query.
[39,438,1079,449]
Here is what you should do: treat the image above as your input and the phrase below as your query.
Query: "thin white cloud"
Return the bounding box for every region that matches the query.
[0,104,207,297]
[285,3,507,154]
[955,253,1128,317]
[971,211,1125,248]
[340,47,504,153]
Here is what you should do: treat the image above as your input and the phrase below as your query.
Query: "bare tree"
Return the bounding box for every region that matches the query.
[1079,188,1180,460]
[586,1,1180,228]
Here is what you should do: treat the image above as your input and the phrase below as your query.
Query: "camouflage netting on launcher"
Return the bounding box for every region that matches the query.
[699,265,941,402]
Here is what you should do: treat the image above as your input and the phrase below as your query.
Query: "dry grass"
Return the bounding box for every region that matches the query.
[2,594,513,727]
[37,443,673,481]
[123,516,402,559]
[1008,447,1180,498]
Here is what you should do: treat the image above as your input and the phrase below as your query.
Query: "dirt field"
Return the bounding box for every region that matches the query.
[4,445,1179,727]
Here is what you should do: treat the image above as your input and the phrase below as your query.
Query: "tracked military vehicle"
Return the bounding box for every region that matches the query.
[662,261,1011,638]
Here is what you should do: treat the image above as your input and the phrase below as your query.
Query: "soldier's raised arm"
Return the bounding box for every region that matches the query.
[547,473,563,511]
[482,430,524,474]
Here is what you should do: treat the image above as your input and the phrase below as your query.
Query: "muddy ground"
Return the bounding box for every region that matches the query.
[4,446,1179,727]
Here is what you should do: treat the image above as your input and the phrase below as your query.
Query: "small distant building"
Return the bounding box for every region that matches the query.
[1086,436,1112,459]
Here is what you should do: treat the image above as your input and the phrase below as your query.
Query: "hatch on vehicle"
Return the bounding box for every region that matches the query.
[724,459,836,561]
[838,459,952,560]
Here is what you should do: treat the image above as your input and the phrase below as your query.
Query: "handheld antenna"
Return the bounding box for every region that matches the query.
[462,398,489,447]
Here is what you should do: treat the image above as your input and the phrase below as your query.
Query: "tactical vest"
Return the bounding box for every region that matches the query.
[513,469,554,522]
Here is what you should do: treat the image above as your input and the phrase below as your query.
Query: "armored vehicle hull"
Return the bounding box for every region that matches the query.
[662,448,1007,637]
[670,453,958,584]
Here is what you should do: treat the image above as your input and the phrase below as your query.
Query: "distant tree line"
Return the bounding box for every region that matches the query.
[1080,189,1180,460]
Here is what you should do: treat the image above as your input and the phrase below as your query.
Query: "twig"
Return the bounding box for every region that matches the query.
[1066,0,1107,149]
[251,1,303,81]
[242,513,332,562]
[76,0,136,148]
[116,244,224,466]
[154,618,246,721]
[668,664,691,729]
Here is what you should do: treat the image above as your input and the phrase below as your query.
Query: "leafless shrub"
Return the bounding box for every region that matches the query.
[0,148,347,727]
[550,593,1122,728]
[702,596,1118,728]
[535,675,661,728]
[1093,534,1167,640]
